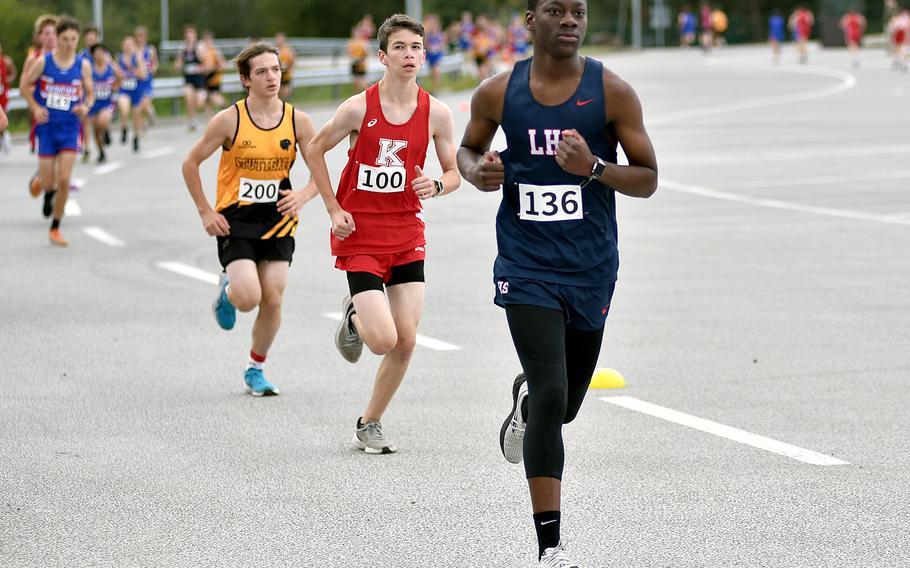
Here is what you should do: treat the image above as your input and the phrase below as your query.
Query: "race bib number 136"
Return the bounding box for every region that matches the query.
[518,184,583,222]
[239,178,280,203]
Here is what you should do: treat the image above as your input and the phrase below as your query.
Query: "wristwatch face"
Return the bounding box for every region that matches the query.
[592,159,607,178]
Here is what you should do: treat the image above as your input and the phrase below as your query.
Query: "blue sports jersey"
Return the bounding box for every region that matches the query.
[427,32,446,55]
[497,57,619,287]
[34,53,85,125]
[769,15,786,41]
[118,53,140,91]
[138,46,154,91]
[682,13,698,34]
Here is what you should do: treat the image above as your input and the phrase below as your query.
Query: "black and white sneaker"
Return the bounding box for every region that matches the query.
[334,295,363,363]
[500,373,528,464]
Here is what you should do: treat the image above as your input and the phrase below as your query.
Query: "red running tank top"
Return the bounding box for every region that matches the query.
[331,82,431,257]
[0,59,9,110]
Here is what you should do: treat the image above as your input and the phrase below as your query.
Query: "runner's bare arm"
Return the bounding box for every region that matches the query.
[181,108,236,236]
[304,93,367,238]
[457,74,509,192]
[5,56,18,83]
[598,76,658,198]
[276,109,319,217]
[20,57,48,124]
[414,97,461,199]
[77,58,95,117]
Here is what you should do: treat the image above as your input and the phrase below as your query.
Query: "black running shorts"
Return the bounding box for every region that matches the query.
[216,236,295,269]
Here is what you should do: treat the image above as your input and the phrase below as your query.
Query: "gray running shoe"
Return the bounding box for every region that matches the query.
[352,418,398,454]
[500,373,528,464]
[335,295,363,363]
[539,541,579,568]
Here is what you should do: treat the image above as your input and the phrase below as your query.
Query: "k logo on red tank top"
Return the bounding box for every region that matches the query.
[376,138,408,167]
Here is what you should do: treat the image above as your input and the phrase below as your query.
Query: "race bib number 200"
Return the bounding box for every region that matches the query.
[357,164,406,193]
[238,178,280,204]
[518,184,583,222]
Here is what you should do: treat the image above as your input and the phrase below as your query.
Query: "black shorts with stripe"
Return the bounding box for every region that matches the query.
[216,236,295,269]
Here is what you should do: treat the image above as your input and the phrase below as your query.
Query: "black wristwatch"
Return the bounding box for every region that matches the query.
[590,157,607,180]
[432,179,445,197]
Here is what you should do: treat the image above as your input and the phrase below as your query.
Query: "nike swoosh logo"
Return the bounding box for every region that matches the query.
[540,519,558,526]
[576,99,594,107]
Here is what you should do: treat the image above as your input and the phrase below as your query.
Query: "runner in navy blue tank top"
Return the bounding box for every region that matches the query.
[458,1,658,565]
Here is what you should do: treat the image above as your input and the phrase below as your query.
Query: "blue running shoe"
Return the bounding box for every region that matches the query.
[244,367,279,397]
[212,273,236,330]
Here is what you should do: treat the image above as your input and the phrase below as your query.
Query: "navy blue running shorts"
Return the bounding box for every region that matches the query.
[493,276,616,331]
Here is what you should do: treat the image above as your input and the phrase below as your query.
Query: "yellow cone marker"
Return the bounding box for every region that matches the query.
[589,367,625,389]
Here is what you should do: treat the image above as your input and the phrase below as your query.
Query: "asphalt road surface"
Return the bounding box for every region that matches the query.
[2,44,909,567]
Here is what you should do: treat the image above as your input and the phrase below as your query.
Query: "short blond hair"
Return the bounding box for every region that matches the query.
[34,14,58,35]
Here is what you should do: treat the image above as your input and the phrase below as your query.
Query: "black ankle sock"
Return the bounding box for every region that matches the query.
[533,510,560,559]
[51,219,61,230]
[521,397,529,422]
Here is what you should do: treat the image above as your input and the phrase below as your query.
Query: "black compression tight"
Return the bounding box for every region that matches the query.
[505,304,605,480]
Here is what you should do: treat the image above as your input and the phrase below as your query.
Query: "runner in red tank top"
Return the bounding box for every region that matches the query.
[840,8,866,68]
[307,13,461,455]
[0,38,18,156]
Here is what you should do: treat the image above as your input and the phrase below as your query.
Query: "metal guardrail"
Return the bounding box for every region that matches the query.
[159,37,378,60]
[6,53,463,112]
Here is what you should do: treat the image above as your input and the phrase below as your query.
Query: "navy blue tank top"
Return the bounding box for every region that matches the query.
[497,57,618,287]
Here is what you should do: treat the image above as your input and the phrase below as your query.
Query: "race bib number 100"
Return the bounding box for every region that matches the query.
[239,178,280,204]
[518,184,583,222]
[357,164,406,193]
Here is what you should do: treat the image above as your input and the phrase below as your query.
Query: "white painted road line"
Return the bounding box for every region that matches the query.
[648,62,856,126]
[157,262,220,285]
[661,178,910,227]
[601,395,849,466]
[64,198,82,217]
[83,226,126,247]
[153,270,459,350]
[323,312,461,351]
[95,161,124,175]
[722,169,910,190]
[142,146,173,159]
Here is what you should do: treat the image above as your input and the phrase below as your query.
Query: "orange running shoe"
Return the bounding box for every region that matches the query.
[29,173,42,198]
[48,229,68,247]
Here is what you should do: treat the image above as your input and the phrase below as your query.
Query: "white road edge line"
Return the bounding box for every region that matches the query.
[647,61,856,126]
[323,312,461,352]
[83,226,126,247]
[95,161,124,175]
[64,198,82,217]
[142,146,174,159]
[601,396,849,466]
[156,261,220,285]
[660,178,910,226]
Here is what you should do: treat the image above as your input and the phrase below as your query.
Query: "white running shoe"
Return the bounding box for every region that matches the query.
[539,541,579,568]
[352,418,397,454]
[334,295,363,363]
[499,373,528,464]
[1,130,11,154]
